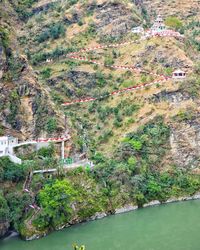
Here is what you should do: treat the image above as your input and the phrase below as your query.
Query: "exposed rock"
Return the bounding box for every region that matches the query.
[143,200,161,207]
[115,204,138,214]
[95,2,141,37]
[170,121,200,168]
[90,212,107,220]
[151,90,193,104]
[0,221,10,238]
[0,51,64,138]
[47,70,109,98]
[32,1,58,15]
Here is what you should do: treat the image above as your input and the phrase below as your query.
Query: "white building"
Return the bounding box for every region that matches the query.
[132,26,144,34]
[0,136,18,155]
[151,15,166,34]
[0,136,21,164]
[172,69,186,79]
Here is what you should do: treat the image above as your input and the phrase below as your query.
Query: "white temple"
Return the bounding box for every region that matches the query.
[0,136,22,164]
[142,15,183,39]
[150,15,166,34]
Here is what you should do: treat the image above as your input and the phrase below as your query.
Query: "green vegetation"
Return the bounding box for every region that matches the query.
[0,156,30,182]
[165,16,183,30]
[45,117,58,134]
[35,180,77,229]
[0,191,9,223]
[11,0,36,20]
[0,27,9,49]
[72,244,86,250]
[6,90,20,128]
[36,23,66,43]
[185,21,200,51]
[1,117,200,238]
[41,67,52,79]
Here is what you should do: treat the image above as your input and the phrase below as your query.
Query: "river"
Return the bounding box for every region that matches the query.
[1,200,200,250]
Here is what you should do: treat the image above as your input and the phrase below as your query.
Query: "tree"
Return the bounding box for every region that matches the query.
[37,143,56,158]
[45,117,57,133]
[72,244,86,250]
[6,192,31,230]
[37,180,77,228]
[0,157,29,182]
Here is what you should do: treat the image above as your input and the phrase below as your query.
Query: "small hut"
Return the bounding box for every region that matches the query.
[172,69,186,79]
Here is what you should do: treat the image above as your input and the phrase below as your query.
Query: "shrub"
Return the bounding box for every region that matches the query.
[0,157,29,182]
[37,144,56,158]
[36,23,66,43]
[41,68,51,79]
[0,191,9,223]
[45,117,57,133]
[165,16,183,30]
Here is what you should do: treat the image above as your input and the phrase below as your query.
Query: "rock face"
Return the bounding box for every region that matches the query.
[95,2,141,38]
[47,70,109,98]
[0,53,63,138]
[0,221,10,238]
[151,90,193,105]
[170,121,200,168]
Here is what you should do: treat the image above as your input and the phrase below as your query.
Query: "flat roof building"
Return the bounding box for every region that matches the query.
[172,69,186,79]
[0,136,21,164]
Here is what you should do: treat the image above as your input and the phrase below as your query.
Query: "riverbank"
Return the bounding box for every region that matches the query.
[90,192,200,219]
[22,192,200,241]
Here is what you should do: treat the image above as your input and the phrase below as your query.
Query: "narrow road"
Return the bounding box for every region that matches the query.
[33,159,93,174]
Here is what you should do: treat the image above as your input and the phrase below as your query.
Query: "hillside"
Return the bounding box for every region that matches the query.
[1,0,200,241]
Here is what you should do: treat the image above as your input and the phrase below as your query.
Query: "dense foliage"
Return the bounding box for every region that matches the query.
[1,118,200,238]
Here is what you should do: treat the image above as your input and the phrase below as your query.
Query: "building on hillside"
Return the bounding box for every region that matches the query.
[132,26,144,34]
[0,136,18,155]
[172,69,186,79]
[143,15,183,39]
[151,15,166,33]
[0,136,21,164]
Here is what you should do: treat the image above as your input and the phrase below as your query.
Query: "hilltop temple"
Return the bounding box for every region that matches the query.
[151,15,166,34]
[142,15,183,39]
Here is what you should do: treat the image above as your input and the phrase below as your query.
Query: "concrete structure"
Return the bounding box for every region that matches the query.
[132,26,144,34]
[0,136,18,155]
[0,136,22,164]
[172,69,186,79]
[0,135,71,164]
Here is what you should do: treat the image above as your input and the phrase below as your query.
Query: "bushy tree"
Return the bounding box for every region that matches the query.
[0,157,29,182]
[45,117,57,133]
[37,180,77,228]
[6,192,31,230]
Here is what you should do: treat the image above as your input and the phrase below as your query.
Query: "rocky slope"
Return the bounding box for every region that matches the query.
[0,0,65,139]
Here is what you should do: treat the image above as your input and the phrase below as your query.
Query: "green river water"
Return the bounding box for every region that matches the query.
[1,200,200,250]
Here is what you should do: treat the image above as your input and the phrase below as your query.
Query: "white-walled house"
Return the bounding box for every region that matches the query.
[0,136,18,155]
[0,136,21,164]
